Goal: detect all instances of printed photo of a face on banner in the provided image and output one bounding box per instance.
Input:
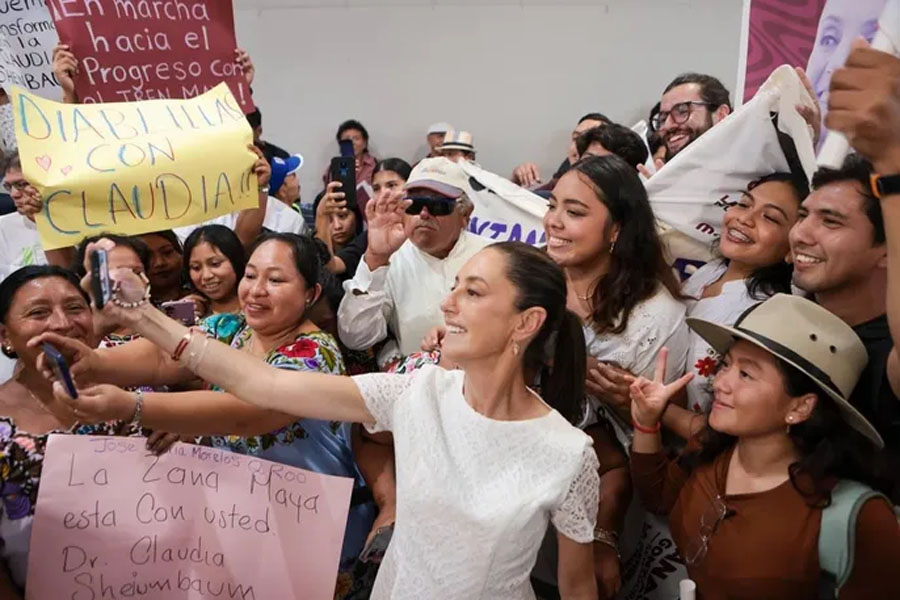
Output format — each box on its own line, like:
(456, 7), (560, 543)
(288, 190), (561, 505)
(806, 0), (887, 135)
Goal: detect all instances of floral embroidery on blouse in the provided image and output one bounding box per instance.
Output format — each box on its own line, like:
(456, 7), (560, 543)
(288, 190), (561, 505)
(0, 418), (140, 521)
(200, 313), (346, 454)
(389, 351), (441, 374)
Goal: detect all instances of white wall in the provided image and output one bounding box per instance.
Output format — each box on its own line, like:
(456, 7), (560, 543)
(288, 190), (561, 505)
(233, 0), (744, 198)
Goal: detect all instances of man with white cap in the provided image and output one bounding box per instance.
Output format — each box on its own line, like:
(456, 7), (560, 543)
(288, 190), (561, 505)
(337, 157), (491, 368)
(425, 122), (453, 159)
(437, 130), (477, 163)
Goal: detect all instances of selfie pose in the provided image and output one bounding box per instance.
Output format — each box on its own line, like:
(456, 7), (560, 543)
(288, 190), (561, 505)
(47, 237), (602, 600)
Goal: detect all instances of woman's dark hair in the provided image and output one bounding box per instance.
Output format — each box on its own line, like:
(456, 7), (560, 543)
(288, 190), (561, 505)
(248, 233), (321, 293)
(336, 119), (369, 144)
(726, 172), (809, 300)
(570, 155), (681, 335)
(373, 157), (412, 181)
(0, 266), (89, 358)
(71, 234), (151, 278)
(182, 225), (246, 296)
(492, 242), (586, 425)
(142, 229), (183, 255)
(683, 356), (898, 504)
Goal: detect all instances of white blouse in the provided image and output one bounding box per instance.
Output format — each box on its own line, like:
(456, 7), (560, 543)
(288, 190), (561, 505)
(681, 261), (766, 413)
(353, 366), (599, 600)
(581, 282), (689, 434)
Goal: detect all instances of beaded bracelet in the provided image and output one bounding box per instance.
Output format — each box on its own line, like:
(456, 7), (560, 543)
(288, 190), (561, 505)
(111, 273), (152, 309)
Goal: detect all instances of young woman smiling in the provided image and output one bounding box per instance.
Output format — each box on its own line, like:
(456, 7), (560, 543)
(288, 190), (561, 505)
(50, 239), (602, 600)
(182, 225), (246, 318)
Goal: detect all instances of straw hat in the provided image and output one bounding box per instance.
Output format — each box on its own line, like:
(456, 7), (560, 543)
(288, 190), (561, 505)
(687, 294), (883, 447)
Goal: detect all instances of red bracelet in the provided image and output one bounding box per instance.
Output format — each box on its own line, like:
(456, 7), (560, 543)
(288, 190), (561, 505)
(631, 417), (661, 434)
(171, 331), (193, 361)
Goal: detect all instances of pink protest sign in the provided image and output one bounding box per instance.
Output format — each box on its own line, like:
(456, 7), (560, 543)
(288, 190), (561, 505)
(25, 435), (353, 600)
(46, 0), (254, 112)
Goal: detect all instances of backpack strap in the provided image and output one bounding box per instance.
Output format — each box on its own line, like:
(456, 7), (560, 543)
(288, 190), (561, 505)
(817, 480), (890, 599)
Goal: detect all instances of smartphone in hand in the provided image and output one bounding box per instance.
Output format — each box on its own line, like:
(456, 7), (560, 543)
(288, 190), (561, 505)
(90, 249), (111, 309)
(43, 343), (78, 399)
(161, 299), (196, 326)
(330, 156), (357, 207)
(360, 524), (394, 563)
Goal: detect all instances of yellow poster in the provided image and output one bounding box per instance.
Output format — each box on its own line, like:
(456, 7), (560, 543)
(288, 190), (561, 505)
(11, 83), (257, 250)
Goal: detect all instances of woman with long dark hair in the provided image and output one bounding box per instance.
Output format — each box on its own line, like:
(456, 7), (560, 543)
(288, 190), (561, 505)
(630, 294), (899, 598)
(671, 172), (808, 436)
(182, 225), (246, 318)
(542, 154), (689, 598)
(48, 238), (601, 600)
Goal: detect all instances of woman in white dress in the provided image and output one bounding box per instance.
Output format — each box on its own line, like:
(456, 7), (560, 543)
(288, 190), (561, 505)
(47, 238), (602, 600)
(542, 154), (689, 599)
(667, 172), (807, 439)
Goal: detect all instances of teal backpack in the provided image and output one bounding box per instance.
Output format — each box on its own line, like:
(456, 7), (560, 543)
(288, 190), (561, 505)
(817, 480), (900, 598)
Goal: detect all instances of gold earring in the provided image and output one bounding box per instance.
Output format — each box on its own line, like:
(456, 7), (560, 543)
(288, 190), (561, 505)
(513, 342), (520, 356)
(610, 240), (616, 254)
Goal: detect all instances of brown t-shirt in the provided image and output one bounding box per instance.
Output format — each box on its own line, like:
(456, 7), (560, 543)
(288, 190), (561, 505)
(631, 447), (900, 599)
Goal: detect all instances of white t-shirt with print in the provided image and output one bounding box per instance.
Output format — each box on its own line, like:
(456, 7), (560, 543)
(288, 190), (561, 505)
(353, 366), (599, 600)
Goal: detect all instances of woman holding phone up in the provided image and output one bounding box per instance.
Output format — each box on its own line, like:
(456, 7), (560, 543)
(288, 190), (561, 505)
(42, 235), (602, 600)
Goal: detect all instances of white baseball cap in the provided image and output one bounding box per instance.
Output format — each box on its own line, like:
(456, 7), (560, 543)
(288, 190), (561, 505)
(405, 157), (470, 198)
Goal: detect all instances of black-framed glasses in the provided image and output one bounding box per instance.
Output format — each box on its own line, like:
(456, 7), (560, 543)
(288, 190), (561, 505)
(405, 196), (455, 216)
(651, 101), (715, 130)
(682, 494), (729, 566)
(2, 180), (28, 193)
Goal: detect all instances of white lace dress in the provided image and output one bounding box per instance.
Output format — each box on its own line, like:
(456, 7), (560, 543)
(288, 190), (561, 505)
(353, 365), (599, 600)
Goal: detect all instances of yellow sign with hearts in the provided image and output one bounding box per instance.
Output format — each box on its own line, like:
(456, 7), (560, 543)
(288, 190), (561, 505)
(11, 83), (257, 250)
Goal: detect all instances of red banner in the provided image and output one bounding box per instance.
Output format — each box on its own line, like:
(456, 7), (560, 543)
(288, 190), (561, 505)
(47, 0), (254, 113)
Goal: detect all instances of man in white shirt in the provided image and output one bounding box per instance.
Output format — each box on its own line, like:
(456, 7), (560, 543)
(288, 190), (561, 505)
(0, 153), (47, 382)
(0, 153), (46, 282)
(338, 157), (491, 368)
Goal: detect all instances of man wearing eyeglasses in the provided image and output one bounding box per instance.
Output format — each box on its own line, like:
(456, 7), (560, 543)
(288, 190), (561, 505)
(0, 152), (47, 283)
(337, 157), (491, 369)
(653, 73), (732, 162)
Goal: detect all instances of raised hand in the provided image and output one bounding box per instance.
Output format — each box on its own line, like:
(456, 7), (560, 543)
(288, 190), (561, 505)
(794, 67), (822, 146)
(511, 162), (542, 187)
(629, 347), (694, 430)
(364, 188), (411, 269)
(234, 48), (255, 86)
(52, 44), (78, 102)
(249, 144), (270, 188)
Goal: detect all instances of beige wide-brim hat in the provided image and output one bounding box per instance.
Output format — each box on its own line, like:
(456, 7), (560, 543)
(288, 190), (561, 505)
(687, 293), (884, 448)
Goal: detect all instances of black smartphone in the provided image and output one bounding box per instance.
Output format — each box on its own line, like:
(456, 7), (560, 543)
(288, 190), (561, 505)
(339, 139), (354, 158)
(161, 299), (196, 326)
(43, 343), (78, 399)
(360, 524), (394, 563)
(330, 156), (356, 207)
(90, 249), (111, 309)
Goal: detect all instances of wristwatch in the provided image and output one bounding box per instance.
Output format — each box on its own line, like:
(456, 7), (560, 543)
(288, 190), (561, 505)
(869, 173), (900, 199)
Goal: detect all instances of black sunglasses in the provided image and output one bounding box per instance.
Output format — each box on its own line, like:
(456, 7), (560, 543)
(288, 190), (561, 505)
(405, 196), (456, 216)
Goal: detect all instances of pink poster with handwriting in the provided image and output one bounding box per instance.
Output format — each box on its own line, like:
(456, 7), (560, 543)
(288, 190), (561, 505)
(25, 435), (353, 600)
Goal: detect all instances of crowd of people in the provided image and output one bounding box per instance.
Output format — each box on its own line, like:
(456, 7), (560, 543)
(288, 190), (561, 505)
(0, 29), (896, 600)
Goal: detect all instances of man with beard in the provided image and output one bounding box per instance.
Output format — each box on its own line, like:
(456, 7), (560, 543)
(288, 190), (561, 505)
(652, 73), (732, 163)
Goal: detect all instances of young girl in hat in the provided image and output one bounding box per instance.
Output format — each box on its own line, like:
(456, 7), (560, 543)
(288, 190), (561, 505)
(629, 294), (900, 599)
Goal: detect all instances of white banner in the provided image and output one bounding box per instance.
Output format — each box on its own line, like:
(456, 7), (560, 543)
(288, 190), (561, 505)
(0, 0), (60, 99)
(646, 65), (817, 247)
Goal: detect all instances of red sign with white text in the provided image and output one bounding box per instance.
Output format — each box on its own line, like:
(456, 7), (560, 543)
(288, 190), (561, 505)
(47, 0), (254, 112)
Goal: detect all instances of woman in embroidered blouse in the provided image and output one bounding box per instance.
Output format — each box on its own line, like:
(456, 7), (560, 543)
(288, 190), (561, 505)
(51, 239), (601, 600)
(38, 233), (382, 599)
(0, 266), (145, 597)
